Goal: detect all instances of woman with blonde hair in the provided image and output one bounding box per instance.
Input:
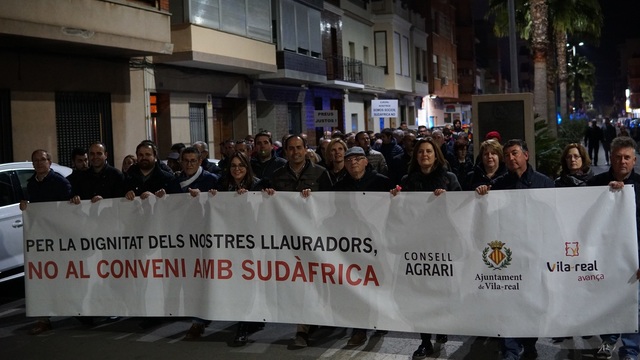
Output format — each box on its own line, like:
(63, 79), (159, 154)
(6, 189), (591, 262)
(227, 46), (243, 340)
(464, 138), (507, 190)
(324, 138), (348, 184)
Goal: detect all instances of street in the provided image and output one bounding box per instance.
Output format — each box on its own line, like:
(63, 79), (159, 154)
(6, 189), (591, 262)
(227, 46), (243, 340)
(0, 145), (637, 360)
(0, 277), (619, 360)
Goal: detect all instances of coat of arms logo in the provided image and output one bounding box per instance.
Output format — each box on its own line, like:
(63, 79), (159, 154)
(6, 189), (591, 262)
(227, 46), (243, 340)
(482, 240), (512, 270)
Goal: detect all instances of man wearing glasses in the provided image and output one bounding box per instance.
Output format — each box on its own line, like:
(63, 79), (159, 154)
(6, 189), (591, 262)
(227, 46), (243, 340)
(334, 147), (393, 192)
(164, 147), (219, 196)
(332, 146), (394, 347)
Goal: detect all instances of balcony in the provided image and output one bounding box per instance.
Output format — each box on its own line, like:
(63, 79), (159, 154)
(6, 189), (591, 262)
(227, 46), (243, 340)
(0, 0), (173, 57)
(362, 63), (387, 93)
(258, 50), (327, 85)
(154, 25), (277, 75)
(324, 55), (365, 90)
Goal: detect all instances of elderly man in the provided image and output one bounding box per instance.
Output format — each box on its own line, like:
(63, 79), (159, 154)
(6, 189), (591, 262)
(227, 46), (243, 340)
(71, 142), (125, 203)
(20, 149), (72, 209)
(588, 136), (640, 360)
(193, 140), (222, 176)
(332, 146), (393, 347)
(20, 149), (73, 335)
(334, 146), (392, 192)
(476, 139), (553, 360)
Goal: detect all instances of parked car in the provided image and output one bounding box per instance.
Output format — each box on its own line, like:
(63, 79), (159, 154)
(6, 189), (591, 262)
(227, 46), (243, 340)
(0, 162), (72, 282)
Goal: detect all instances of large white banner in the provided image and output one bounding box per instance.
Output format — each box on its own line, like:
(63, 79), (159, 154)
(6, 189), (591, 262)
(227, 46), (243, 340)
(23, 187), (638, 337)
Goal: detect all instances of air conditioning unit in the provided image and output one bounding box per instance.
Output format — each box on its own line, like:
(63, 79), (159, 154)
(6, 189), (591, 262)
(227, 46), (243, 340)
(442, 77), (448, 85)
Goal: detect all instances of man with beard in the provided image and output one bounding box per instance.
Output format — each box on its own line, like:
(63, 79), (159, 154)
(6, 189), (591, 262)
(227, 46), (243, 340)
(251, 132), (286, 181)
(124, 140), (174, 200)
(66, 147), (88, 190)
(355, 131), (388, 175)
(71, 142), (125, 203)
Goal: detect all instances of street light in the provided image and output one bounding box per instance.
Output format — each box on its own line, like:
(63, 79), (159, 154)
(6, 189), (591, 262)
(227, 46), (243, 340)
(567, 42), (584, 57)
(567, 42), (585, 116)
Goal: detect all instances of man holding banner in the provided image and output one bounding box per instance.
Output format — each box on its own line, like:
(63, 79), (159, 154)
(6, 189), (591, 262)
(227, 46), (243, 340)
(476, 139), (554, 360)
(588, 136), (640, 360)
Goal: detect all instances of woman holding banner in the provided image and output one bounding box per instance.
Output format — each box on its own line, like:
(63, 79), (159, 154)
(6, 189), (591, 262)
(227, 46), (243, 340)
(464, 138), (506, 190)
(210, 151), (268, 345)
(391, 137), (461, 359)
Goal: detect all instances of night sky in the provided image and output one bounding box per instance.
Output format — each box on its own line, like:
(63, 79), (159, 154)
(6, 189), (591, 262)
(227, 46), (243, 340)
(591, 0), (640, 110)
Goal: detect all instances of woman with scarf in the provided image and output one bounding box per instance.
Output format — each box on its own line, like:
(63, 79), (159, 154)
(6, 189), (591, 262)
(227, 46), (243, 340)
(554, 143), (593, 187)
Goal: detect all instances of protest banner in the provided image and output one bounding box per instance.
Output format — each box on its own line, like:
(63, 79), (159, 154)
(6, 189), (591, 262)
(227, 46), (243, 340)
(23, 187), (638, 337)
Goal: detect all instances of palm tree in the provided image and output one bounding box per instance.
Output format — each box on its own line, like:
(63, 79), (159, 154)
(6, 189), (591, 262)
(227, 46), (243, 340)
(487, 0), (602, 135)
(529, 0), (549, 131)
(567, 53), (596, 116)
(550, 0), (601, 120)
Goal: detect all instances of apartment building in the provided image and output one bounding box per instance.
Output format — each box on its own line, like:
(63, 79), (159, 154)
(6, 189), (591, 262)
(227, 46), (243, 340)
(0, 0), (172, 165)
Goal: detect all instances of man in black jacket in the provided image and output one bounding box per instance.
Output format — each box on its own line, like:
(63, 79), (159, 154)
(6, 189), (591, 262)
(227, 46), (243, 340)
(333, 146), (392, 347)
(585, 120), (604, 166)
(477, 139), (554, 192)
(588, 136), (640, 360)
(251, 132), (286, 182)
(124, 141), (174, 200)
(602, 118), (617, 166)
(475, 139), (553, 360)
(71, 142), (125, 203)
(334, 147), (392, 192)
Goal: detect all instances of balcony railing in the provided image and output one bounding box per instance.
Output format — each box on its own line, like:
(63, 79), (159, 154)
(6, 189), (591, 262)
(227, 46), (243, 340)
(325, 55), (363, 84)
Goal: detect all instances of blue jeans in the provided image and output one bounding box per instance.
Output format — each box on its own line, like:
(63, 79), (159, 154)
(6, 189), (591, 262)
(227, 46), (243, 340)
(600, 285), (640, 359)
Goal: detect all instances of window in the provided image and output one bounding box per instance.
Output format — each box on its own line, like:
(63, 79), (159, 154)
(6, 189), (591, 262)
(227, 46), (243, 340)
(185, 0), (272, 43)
(433, 54), (439, 79)
(189, 103), (207, 145)
(363, 46), (369, 64)
(0, 172), (14, 207)
(374, 31), (388, 73)
(401, 35), (410, 77)
(394, 32), (401, 75)
(279, 0), (321, 57)
(288, 103), (302, 135)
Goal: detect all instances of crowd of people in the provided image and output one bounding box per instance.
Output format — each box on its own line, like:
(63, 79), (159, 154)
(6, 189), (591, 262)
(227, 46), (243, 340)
(19, 116), (640, 360)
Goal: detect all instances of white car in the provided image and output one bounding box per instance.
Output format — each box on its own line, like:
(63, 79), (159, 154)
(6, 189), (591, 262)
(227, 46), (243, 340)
(0, 162), (72, 282)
